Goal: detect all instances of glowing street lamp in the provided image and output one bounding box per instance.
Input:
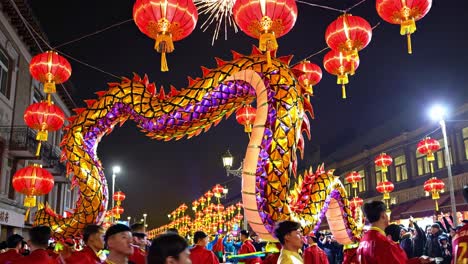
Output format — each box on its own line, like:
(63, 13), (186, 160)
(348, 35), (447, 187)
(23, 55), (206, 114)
(111, 165), (121, 222)
(221, 149), (242, 177)
(428, 104), (457, 226)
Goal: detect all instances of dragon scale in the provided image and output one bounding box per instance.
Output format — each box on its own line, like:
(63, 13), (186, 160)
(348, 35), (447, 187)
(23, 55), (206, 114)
(34, 49), (362, 243)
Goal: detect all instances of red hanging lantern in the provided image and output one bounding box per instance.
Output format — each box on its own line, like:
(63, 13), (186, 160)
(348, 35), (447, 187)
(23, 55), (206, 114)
(29, 51), (72, 95)
(323, 50), (360, 99)
(113, 191), (126, 206)
(179, 203), (188, 212)
(376, 181), (394, 200)
(195, 211), (204, 219)
(345, 171), (363, 189)
(192, 200), (199, 211)
(235, 213), (244, 221)
(424, 177), (444, 211)
(292, 61), (322, 96)
(212, 184), (225, 198)
(376, 0), (432, 54)
(349, 197), (364, 209)
(417, 137), (440, 162)
(204, 191), (214, 203)
(325, 14), (372, 61)
(198, 197), (207, 208)
(113, 206), (124, 219)
(203, 207), (212, 214)
(24, 101), (65, 156)
(133, 0), (198, 72)
(236, 105), (256, 133)
(232, 0), (298, 65)
(12, 164), (54, 207)
(214, 204), (225, 212)
(375, 153), (393, 173)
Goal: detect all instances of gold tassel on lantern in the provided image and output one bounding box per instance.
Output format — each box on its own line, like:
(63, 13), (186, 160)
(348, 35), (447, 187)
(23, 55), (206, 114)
(43, 81), (56, 94)
(400, 18), (416, 54)
(259, 16), (278, 67)
(155, 18), (174, 72)
(24, 195), (36, 207)
(337, 74), (349, 99)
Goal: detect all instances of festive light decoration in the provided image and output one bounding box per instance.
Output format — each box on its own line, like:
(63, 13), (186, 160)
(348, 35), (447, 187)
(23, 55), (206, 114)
(345, 171), (363, 189)
(192, 200), (199, 211)
(212, 184), (225, 198)
(376, 181), (394, 200)
(113, 191), (126, 206)
(194, 0), (238, 45)
(349, 197), (363, 209)
(133, 0), (198, 71)
(112, 206), (124, 219)
(204, 191), (214, 203)
(236, 105), (257, 133)
(292, 61), (322, 96)
(325, 14), (372, 62)
(29, 51), (72, 95)
(12, 164), (54, 207)
(232, 0), (298, 65)
(424, 177), (445, 211)
(24, 101), (65, 156)
(417, 137), (440, 162)
(376, 0), (432, 54)
(323, 50), (360, 99)
(374, 153), (393, 174)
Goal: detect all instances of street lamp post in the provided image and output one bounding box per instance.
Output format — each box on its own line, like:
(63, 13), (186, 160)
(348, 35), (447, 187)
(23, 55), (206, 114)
(221, 149), (248, 230)
(143, 213), (147, 231)
(111, 166), (121, 222)
(127, 216), (131, 225)
(429, 105), (458, 226)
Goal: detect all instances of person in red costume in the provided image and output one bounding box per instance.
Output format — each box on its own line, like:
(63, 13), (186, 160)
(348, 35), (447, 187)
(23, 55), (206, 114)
(190, 231), (219, 264)
(0, 234), (24, 263)
(303, 233), (328, 264)
(452, 185), (468, 264)
(357, 201), (431, 264)
(262, 242), (281, 264)
(129, 223), (148, 264)
(65, 224), (105, 263)
(12, 226), (58, 264)
(342, 244), (358, 264)
(238, 230), (261, 264)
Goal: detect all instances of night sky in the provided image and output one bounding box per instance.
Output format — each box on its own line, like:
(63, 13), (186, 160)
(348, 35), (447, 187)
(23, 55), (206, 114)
(28, 0), (468, 228)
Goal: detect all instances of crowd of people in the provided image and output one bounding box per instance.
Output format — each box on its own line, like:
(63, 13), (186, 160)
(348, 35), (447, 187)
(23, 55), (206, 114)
(0, 189), (468, 263)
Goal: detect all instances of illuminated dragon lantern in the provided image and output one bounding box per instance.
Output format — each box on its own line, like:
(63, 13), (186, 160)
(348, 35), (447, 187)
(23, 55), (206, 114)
(34, 0), (365, 244)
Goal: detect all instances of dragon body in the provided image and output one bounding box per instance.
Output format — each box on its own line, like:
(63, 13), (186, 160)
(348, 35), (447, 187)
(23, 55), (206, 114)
(34, 48), (362, 243)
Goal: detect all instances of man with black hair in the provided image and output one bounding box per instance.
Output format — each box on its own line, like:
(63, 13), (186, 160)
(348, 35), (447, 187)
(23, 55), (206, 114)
(189, 231), (218, 264)
(274, 220), (303, 264)
(129, 223), (148, 264)
(65, 224), (105, 263)
(147, 233), (191, 264)
(238, 230), (261, 264)
(13, 226), (56, 264)
(357, 201), (415, 264)
(104, 224), (134, 264)
(0, 234), (24, 263)
(423, 223), (444, 259)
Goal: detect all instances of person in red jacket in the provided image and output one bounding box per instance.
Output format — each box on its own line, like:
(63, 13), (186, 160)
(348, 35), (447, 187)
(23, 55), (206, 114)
(303, 233), (328, 264)
(65, 224), (105, 263)
(12, 226), (58, 264)
(0, 234), (24, 264)
(356, 201), (431, 264)
(262, 242), (281, 264)
(129, 223), (148, 264)
(190, 231), (219, 264)
(453, 185), (468, 264)
(238, 230), (261, 264)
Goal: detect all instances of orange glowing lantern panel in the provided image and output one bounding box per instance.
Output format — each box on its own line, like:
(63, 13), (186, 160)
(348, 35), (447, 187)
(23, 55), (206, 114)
(29, 51), (72, 94)
(417, 137), (440, 162)
(12, 164), (54, 207)
(374, 153), (393, 173)
(236, 105), (257, 133)
(376, 0), (432, 54)
(133, 0), (198, 72)
(292, 61), (322, 95)
(345, 171), (363, 189)
(323, 50), (360, 99)
(325, 14), (372, 60)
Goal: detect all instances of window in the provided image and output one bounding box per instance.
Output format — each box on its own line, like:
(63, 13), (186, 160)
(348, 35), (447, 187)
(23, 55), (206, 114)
(344, 182), (351, 197)
(463, 127), (468, 160)
(416, 150), (430, 176)
(358, 169), (366, 192)
(0, 50), (10, 99)
(375, 165), (383, 183)
(416, 138), (452, 175)
(435, 138), (452, 169)
(394, 155), (408, 181)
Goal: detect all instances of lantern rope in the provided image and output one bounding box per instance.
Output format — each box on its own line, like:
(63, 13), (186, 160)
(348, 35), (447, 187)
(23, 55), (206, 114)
(52, 19), (134, 49)
(344, 0), (369, 13)
(295, 1), (345, 13)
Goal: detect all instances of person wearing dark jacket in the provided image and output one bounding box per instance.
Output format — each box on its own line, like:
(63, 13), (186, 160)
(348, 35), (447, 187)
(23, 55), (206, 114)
(438, 234), (452, 264)
(400, 230), (413, 258)
(410, 219), (426, 258)
(423, 223), (444, 259)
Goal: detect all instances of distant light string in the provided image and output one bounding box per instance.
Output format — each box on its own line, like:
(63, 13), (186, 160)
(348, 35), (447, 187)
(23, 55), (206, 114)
(8, 0), (121, 81)
(52, 18), (134, 49)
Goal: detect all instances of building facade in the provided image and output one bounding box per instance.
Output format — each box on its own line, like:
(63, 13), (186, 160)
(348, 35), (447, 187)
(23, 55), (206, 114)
(326, 104), (468, 223)
(0, 0), (78, 240)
